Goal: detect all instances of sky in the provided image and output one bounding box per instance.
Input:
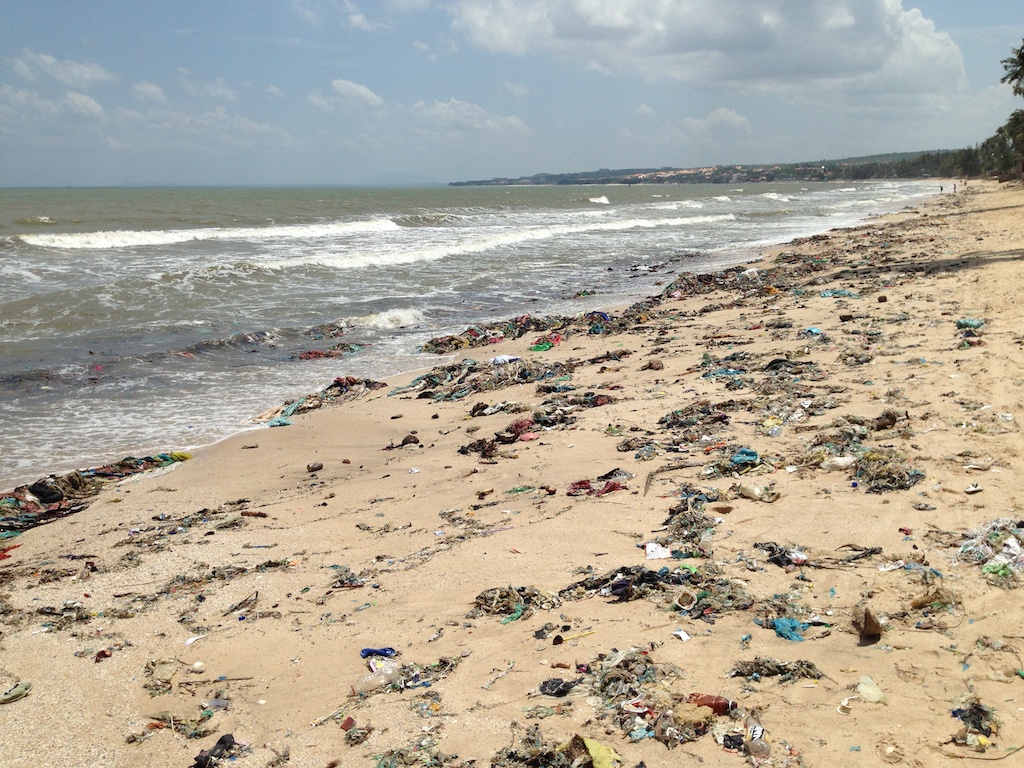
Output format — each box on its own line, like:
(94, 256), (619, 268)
(1, 1), (1022, 187)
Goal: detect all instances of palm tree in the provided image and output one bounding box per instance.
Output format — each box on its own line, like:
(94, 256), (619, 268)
(1002, 41), (1024, 97)
(1005, 109), (1024, 178)
(1005, 110), (1024, 152)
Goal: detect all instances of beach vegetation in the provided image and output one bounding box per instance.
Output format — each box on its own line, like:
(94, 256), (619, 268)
(1002, 40), (1024, 98)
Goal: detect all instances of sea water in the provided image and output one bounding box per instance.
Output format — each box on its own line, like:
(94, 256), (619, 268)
(0, 181), (931, 487)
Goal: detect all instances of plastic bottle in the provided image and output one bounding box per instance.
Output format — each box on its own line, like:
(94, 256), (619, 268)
(351, 667), (401, 695)
(351, 658), (402, 695)
(687, 692), (736, 715)
(745, 713), (771, 759)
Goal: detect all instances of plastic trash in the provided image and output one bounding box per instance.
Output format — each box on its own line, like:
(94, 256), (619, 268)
(539, 677), (578, 697)
(735, 482), (779, 503)
(359, 647), (397, 658)
(351, 668), (401, 694)
(687, 693), (737, 715)
(856, 675), (889, 704)
(772, 617), (807, 641)
(645, 542), (673, 560)
(351, 658), (402, 694)
(192, 734), (237, 768)
(955, 318), (986, 329)
(0, 680), (30, 704)
(745, 713), (771, 758)
(730, 447), (760, 466)
(819, 455), (856, 472)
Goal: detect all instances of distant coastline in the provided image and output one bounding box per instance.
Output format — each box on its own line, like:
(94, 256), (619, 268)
(449, 150), (969, 186)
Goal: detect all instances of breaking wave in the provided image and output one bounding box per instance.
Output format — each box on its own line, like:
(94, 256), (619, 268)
(18, 218), (400, 250)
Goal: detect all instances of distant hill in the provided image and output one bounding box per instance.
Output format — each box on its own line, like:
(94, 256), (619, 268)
(450, 150), (971, 186)
(819, 151), (959, 165)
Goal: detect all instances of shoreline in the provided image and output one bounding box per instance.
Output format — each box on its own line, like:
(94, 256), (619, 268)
(2, 182), (935, 494)
(2, 180), (1022, 767)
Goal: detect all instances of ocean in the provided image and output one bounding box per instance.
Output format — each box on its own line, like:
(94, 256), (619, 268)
(0, 180), (933, 488)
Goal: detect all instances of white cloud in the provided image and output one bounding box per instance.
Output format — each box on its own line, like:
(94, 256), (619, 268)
(64, 91), (106, 119)
(503, 80), (530, 98)
(414, 41), (438, 62)
(636, 103), (655, 116)
(293, 0), (325, 25)
(177, 70), (237, 101)
(411, 97), (529, 133)
(112, 102), (292, 151)
(295, 0), (402, 29)
(308, 91), (333, 111)
(344, 0), (387, 30)
(308, 78), (385, 113)
(387, 0), (432, 10)
(13, 49), (117, 87)
(0, 84), (59, 112)
(331, 78), (385, 106)
(0, 84), (62, 128)
(132, 81), (167, 103)
(11, 57), (33, 81)
(681, 107), (750, 135)
(450, 0), (966, 97)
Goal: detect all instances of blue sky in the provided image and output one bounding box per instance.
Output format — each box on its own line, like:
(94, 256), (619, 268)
(1, 1), (1021, 186)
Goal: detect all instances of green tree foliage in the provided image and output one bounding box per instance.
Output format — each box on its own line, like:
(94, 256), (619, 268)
(1005, 110), (1024, 151)
(1002, 41), (1024, 98)
(979, 131), (1014, 174)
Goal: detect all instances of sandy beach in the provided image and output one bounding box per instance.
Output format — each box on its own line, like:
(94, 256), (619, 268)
(2, 180), (1024, 768)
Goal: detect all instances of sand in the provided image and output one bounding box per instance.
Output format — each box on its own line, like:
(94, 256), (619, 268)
(1, 180), (1023, 768)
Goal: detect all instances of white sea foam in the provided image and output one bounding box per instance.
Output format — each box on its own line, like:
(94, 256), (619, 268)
(589, 196), (611, 205)
(0, 266), (43, 282)
(348, 308), (427, 329)
(713, 196), (732, 202)
(265, 214), (738, 271)
(651, 200), (703, 211)
(18, 218), (401, 250)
